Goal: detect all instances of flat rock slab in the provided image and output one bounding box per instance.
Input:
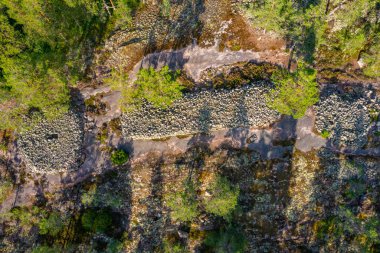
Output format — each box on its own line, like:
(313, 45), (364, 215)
(130, 44), (288, 82)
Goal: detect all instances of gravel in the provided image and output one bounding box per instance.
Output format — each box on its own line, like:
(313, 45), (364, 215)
(314, 91), (373, 149)
(19, 112), (84, 173)
(121, 82), (281, 139)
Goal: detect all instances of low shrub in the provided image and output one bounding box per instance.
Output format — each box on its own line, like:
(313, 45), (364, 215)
(38, 212), (64, 237)
(203, 176), (239, 220)
(81, 209), (113, 233)
(203, 225), (247, 253)
(166, 181), (199, 222)
(320, 129), (330, 139)
(0, 180), (13, 204)
(111, 149), (129, 166)
(267, 63), (319, 119)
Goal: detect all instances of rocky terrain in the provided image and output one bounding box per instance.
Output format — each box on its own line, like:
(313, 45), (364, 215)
(18, 112), (84, 173)
(0, 0), (379, 253)
(121, 82), (280, 139)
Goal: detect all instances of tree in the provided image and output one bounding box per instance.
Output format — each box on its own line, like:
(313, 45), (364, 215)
(203, 225), (247, 253)
(243, 0), (327, 65)
(113, 0), (142, 29)
(203, 176), (239, 220)
(81, 209), (113, 233)
(32, 245), (61, 253)
(107, 66), (184, 111)
(38, 212), (64, 237)
(166, 181), (199, 222)
(242, 0), (380, 77)
(110, 149), (129, 166)
(0, 0), (142, 131)
(361, 37), (380, 78)
(266, 63), (319, 119)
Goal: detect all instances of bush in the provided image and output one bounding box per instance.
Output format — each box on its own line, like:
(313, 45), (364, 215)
(32, 245), (60, 253)
(203, 225), (247, 253)
(320, 129), (330, 139)
(81, 184), (124, 210)
(162, 237), (190, 253)
(203, 176), (239, 219)
(267, 63), (319, 119)
(0, 180), (13, 204)
(313, 208), (380, 252)
(107, 66), (184, 112)
(81, 209), (113, 233)
(166, 181), (199, 222)
(111, 149), (129, 166)
(38, 212), (64, 237)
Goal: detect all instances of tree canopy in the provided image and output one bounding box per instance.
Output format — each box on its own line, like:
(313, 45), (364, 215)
(0, 0), (141, 130)
(108, 66), (184, 111)
(243, 0), (380, 76)
(267, 63), (319, 119)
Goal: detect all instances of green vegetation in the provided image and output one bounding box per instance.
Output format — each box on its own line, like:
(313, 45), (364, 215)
(203, 225), (247, 253)
(2, 206), (45, 228)
(267, 63), (319, 119)
(107, 66), (184, 111)
(81, 209), (113, 233)
(0, 180), (13, 204)
(166, 181), (199, 222)
(112, 0), (142, 30)
(161, 0), (171, 17)
(320, 129), (330, 139)
(32, 245), (61, 253)
(38, 212), (64, 237)
(105, 238), (124, 253)
(0, 0), (141, 131)
(243, 0), (380, 77)
(314, 207), (379, 252)
(203, 176), (239, 220)
(313, 161), (380, 252)
(110, 149), (129, 166)
(162, 237), (190, 253)
(81, 184), (124, 209)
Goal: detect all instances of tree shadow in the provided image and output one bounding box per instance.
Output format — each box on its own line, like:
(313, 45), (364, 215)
(136, 156), (166, 252)
(143, 0), (205, 55)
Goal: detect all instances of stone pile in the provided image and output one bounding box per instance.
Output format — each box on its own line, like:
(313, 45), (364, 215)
(121, 83), (281, 139)
(314, 91), (374, 149)
(19, 112), (84, 172)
